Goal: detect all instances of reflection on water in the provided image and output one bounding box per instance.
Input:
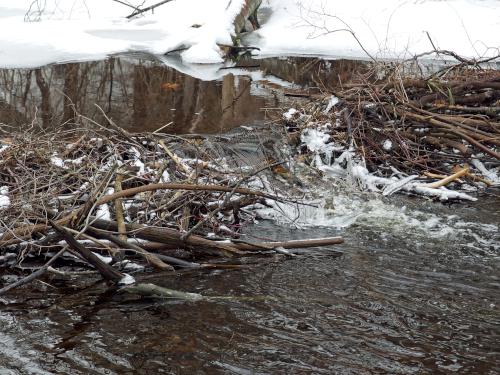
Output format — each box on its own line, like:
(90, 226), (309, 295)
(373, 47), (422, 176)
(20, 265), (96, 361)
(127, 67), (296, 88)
(0, 55), (364, 133)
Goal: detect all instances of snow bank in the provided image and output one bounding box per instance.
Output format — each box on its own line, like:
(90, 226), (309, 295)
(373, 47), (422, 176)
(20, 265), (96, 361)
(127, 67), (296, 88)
(255, 0), (500, 61)
(0, 0), (245, 67)
(0, 0), (498, 67)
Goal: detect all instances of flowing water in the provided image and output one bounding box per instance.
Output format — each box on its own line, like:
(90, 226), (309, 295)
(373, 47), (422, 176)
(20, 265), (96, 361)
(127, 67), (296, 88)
(0, 56), (499, 374)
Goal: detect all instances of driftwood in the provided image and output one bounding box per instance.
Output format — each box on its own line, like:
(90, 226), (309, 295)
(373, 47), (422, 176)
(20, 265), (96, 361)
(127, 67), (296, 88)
(0, 120), (345, 295)
(422, 167), (470, 188)
(122, 283), (203, 301)
(233, 237), (345, 251)
(87, 228), (174, 271)
(287, 64), (500, 200)
(50, 221), (124, 283)
(90, 218), (244, 257)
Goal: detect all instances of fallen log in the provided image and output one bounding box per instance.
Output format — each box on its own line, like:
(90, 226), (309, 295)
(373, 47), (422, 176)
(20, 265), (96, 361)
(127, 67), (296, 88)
(121, 283), (203, 301)
(87, 228), (174, 271)
(90, 218), (244, 257)
(233, 237), (345, 251)
(50, 221), (124, 283)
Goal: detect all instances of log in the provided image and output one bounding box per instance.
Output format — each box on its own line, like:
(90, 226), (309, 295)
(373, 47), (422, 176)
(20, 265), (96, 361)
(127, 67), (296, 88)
(233, 0), (262, 35)
(90, 218), (244, 257)
(421, 167), (470, 188)
(233, 237), (345, 251)
(87, 228), (174, 271)
(50, 221), (124, 283)
(122, 283), (203, 301)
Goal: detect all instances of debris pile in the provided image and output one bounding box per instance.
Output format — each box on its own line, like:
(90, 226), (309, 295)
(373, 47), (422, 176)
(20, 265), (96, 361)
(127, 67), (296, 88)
(0, 122), (342, 295)
(285, 65), (500, 201)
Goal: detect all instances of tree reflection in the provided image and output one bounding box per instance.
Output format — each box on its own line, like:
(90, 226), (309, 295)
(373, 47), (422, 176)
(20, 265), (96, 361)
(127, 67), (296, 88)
(0, 56), (365, 133)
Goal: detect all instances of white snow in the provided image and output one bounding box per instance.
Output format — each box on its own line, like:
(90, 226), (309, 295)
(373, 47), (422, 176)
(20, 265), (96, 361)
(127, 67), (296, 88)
(115, 260), (145, 272)
(0, 186), (10, 209)
(96, 187), (114, 220)
(382, 139), (393, 151)
(160, 170), (170, 183)
(91, 252), (113, 264)
(118, 273), (136, 285)
(50, 154), (66, 168)
(470, 158), (500, 185)
(301, 128), (331, 153)
(0, 0), (246, 67)
(0, 0), (498, 67)
(283, 108), (298, 121)
(324, 96), (339, 114)
(255, 0), (500, 61)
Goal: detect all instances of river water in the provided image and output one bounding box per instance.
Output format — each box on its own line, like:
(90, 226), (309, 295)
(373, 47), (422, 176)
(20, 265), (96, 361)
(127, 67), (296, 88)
(0, 56), (499, 374)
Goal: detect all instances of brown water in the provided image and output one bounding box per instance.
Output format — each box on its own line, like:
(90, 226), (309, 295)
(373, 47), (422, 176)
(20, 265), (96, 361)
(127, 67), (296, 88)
(0, 56), (499, 374)
(0, 54), (362, 133)
(1, 192), (499, 374)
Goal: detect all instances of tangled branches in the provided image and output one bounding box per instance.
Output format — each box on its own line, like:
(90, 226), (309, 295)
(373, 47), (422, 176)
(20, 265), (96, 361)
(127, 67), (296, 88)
(0, 122), (343, 295)
(284, 63), (499, 200)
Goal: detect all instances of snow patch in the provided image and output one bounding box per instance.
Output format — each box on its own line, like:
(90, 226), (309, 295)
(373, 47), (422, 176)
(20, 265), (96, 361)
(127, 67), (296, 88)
(382, 139), (393, 151)
(0, 186), (10, 209)
(324, 96), (339, 114)
(119, 273), (136, 285)
(92, 252), (113, 264)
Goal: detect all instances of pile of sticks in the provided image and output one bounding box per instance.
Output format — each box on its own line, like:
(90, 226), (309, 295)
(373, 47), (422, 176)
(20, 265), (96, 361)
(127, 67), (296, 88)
(0, 122), (343, 295)
(288, 64), (499, 190)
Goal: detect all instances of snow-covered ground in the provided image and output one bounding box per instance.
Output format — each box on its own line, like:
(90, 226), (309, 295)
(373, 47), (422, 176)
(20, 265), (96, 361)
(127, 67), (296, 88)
(0, 0), (498, 68)
(255, 0), (500, 61)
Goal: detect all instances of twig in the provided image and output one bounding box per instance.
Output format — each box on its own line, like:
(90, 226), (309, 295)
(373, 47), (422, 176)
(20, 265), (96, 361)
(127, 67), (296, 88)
(126, 0), (174, 19)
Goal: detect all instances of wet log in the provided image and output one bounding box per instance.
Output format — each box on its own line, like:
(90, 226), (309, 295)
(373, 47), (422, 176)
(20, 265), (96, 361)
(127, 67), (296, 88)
(122, 283), (203, 301)
(233, 237), (345, 251)
(90, 218), (244, 257)
(86, 228), (174, 271)
(50, 221), (124, 283)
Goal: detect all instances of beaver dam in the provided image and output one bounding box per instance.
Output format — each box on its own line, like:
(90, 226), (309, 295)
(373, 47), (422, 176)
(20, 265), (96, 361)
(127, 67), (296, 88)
(0, 55), (499, 373)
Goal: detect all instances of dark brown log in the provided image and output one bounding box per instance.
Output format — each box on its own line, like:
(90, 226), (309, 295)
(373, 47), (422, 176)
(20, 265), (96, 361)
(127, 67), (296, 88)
(50, 221), (124, 283)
